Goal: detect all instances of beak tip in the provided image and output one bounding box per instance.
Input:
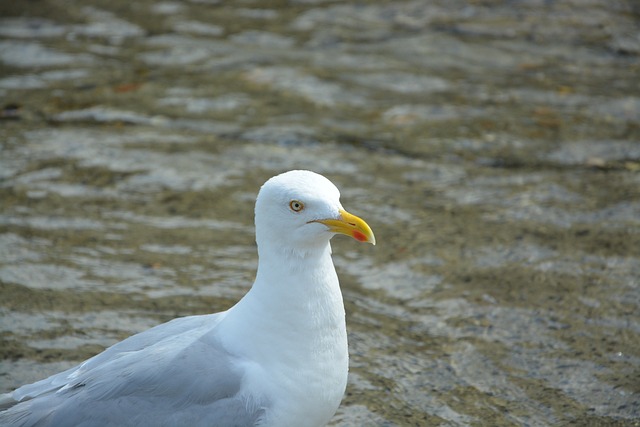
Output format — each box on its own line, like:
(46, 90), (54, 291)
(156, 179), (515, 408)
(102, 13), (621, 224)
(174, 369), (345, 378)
(353, 230), (375, 245)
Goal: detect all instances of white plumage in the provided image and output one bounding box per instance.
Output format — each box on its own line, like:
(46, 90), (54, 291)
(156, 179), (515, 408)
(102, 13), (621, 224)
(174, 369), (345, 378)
(0, 170), (375, 427)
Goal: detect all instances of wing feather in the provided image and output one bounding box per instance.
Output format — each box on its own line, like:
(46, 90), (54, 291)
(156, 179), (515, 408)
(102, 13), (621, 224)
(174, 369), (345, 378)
(0, 312), (267, 427)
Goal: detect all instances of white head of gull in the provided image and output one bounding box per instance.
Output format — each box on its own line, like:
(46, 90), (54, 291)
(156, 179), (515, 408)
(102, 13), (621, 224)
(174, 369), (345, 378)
(0, 170), (376, 427)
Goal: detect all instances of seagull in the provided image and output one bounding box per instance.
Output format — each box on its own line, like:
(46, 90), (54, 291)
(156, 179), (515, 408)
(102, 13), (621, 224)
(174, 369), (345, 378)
(0, 170), (375, 427)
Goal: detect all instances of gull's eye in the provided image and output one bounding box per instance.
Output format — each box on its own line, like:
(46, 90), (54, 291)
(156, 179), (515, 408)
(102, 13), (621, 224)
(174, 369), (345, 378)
(289, 200), (304, 212)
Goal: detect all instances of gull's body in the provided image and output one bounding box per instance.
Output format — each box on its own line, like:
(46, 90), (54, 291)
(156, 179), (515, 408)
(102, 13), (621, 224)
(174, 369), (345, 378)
(0, 170), (375, 427)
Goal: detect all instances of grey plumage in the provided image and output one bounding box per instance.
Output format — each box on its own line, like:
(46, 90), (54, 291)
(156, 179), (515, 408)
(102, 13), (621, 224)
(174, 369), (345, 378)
(0, 314), (266, 427)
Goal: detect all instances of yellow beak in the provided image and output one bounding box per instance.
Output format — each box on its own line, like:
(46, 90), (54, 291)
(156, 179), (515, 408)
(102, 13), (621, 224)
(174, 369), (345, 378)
(312, 209), (376, 245)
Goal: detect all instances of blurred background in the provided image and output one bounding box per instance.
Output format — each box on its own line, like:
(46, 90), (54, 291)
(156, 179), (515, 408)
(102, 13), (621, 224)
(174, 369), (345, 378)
(1, 1), (639, 425)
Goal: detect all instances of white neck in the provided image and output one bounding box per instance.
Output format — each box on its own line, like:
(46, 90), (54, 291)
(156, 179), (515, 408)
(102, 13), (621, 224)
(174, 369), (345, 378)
(216, 240), (349, 426)
(219, 240), (347, 365)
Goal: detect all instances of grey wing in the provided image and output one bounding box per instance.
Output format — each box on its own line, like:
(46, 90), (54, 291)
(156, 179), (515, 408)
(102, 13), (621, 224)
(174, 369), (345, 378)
(4, 314), (217, 405)
(3, 398), (262, 427)
(0, 314), (267, 427)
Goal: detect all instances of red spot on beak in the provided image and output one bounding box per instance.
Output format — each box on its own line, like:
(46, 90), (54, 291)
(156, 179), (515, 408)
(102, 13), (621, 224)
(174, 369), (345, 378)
(353, 230), (367, 242)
